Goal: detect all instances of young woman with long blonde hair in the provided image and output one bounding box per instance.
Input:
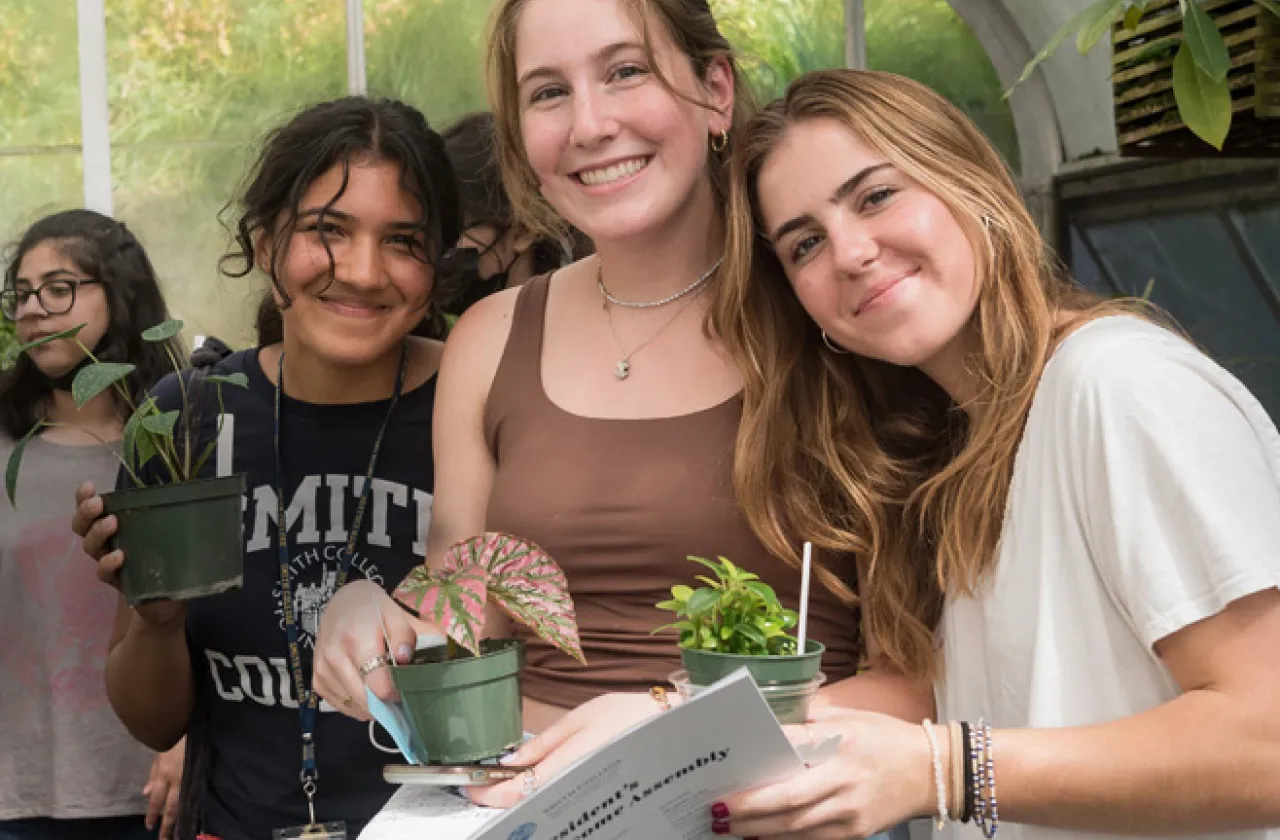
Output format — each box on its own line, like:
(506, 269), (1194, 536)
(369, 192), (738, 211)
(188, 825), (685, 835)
(707, 68), (1280, 840)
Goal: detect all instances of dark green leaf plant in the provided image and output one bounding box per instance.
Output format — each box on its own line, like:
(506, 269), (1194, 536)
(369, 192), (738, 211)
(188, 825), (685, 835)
(655, 556), (800, 656)
(5, 319), (246, 505)
(1012, 0), (1280, 151)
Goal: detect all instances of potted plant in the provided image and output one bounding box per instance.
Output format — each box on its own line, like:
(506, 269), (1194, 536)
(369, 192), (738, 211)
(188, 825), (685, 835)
(1014, 0), (1279, 154)
(656, 556), (825, 724)
(392, 532), (584, 764)
(5, 320), (247, 604)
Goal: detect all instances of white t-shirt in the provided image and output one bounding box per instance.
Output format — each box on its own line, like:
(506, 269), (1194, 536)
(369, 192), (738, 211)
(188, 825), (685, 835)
(936, 316), (1280, 840)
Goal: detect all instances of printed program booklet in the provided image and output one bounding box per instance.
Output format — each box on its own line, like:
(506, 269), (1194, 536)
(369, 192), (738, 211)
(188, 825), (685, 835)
(359, 668), (806, 840)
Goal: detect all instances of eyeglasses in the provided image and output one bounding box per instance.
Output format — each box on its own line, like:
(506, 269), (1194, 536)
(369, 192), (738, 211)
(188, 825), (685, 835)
(1, 278), (104, 321)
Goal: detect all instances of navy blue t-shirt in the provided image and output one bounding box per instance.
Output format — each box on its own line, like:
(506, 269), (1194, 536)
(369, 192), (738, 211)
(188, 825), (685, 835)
(122, 348), (435, 840)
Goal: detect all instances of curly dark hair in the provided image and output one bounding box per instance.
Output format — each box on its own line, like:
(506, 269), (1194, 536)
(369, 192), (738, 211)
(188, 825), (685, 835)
(220, 96), (462, 344)
(0, 209), (183, 440)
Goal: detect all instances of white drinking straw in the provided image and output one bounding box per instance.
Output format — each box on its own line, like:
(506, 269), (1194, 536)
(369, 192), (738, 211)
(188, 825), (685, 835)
(797, 541), (813, 654)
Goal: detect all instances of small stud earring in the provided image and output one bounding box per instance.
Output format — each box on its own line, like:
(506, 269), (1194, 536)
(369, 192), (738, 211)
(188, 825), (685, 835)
(821, 331), (851, 354)
(710, 129), (729, 153)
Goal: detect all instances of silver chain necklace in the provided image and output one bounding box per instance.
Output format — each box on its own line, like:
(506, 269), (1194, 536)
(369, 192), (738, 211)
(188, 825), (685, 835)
(596, 254), (724, 309)
(603, 286), (705, 381)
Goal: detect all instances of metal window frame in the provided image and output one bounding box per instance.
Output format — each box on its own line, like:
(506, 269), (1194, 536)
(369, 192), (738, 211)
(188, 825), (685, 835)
(70, 0), (867, 212)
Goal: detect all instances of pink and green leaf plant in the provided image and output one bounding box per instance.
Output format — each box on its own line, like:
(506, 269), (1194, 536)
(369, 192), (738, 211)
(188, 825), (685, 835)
(393, 532), (586, 665)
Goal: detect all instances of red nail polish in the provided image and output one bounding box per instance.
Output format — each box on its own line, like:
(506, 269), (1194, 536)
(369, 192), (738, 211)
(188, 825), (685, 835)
(711, 802), (730, 820)
(711, 821), (731, 836)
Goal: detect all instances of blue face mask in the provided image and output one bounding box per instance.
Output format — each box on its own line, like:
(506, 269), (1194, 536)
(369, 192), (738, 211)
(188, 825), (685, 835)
(366, 687), (429, 765)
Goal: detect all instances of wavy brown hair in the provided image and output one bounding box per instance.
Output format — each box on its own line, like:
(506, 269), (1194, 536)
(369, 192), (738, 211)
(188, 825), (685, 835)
(715, 69), (1148, 681)
(484, 0), (756, 246)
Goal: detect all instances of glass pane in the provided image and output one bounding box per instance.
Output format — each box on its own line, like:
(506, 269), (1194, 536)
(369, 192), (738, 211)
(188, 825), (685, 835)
(1232, 203), (1280, 302)
(0, 154), (84, 245)
(1081, 212), (1280, 421)
(866, 0), (1020, 171)
(714, 0), (846, 101)
(0, 0), (81, 148)
(105, 0), (346, 350)
(1068, 226), (1109, 295)
(366, 0), (494, 125)
(112, 145), (262, 349)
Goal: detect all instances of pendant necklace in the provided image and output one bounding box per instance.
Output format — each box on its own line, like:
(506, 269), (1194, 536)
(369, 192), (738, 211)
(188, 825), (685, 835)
(597, 256), (722, 381)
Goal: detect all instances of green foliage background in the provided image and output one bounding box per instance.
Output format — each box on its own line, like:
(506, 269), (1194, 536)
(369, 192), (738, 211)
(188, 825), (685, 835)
(0, 0), (1015, 356)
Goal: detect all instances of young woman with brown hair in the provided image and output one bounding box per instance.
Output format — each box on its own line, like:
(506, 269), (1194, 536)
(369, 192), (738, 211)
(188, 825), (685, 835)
(315, 0), (930, 811)
(708, 69), (1280, 840)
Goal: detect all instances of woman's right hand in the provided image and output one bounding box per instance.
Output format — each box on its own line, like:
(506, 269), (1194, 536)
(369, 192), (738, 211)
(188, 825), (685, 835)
(72, 481), (185, 629)
(314, 579), (420, 721)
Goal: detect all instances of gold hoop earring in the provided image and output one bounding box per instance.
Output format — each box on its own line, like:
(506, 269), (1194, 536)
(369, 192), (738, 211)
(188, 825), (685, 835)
(710, 129), (729, 153)
(821, 331), (851, 354)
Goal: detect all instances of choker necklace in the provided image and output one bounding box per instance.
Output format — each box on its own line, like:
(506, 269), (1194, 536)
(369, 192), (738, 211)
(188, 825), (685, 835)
(596, 255), (723, 309)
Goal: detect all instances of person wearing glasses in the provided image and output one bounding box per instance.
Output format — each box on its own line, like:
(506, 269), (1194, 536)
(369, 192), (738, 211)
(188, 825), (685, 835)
(0, 209), (185, 840)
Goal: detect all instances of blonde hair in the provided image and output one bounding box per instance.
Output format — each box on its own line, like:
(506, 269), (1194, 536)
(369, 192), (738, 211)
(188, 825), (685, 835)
(715, 69), (1148, 681)
(484, 0), (756, 247)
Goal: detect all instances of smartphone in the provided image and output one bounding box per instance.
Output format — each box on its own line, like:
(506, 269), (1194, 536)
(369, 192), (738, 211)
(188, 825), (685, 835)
(383, 764), (529, 787)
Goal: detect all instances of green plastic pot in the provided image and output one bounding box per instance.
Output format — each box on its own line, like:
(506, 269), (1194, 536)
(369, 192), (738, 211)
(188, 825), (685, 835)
(392, 638), (524, 764)
(103, 474), (246, 606)
(680, 640), (825, 724)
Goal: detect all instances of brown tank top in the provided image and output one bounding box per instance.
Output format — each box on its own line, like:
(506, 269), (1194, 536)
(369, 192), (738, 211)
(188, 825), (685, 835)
(484, 274), (861, 708)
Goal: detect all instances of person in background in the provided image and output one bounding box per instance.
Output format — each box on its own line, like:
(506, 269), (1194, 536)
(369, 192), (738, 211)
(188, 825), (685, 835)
(710, 68), (1280, 840)
(70, 97), (460, 840)
(0, 209), (183, 840)
(436, 111), (589, 317)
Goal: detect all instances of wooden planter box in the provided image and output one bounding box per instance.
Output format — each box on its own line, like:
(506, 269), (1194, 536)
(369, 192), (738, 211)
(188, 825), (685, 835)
(1112, 0), (1280, 156)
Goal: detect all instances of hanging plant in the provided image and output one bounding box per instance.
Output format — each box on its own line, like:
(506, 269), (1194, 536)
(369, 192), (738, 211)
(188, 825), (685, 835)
(1015, 0), (1280, 150)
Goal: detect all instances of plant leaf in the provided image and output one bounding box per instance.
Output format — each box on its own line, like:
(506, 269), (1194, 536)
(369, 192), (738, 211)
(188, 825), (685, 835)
(141, 319), (184, 342)
(1123, 2), (1147, 31)
(1181, 0), (1231, 82)
(745, 580), (781, 607)
(393, 562), (489, 656)
(1012, 0), (1125, 91)
(685, 587), (720, 618)
(16, 324), (84, 353)
(5, 421), (45, 505)
(670, 584), (693, 602)
(1077, 0), (1126, 55)
(1172, 41), (1232, 149)
(140, 410), (180, 439)
(479, 533), (585, 664)
(72, 362), (136, 407)
(207, 373), (249, 388)
(122, 402), (161, 473)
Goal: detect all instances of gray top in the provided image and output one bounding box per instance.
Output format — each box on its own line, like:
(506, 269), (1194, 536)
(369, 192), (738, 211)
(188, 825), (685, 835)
(0, 433), (152, 819)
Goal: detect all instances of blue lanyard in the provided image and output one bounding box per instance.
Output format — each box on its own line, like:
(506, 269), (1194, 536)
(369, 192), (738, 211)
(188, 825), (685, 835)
(273, 344), (407, 793)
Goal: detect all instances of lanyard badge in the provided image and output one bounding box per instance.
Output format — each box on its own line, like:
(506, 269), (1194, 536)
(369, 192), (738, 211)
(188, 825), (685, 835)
(273, 344), (408, 838)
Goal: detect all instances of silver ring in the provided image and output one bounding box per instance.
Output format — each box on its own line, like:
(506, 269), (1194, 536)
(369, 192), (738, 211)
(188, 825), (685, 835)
(357, 652), (393, 677)
(521, 767), (538, 797)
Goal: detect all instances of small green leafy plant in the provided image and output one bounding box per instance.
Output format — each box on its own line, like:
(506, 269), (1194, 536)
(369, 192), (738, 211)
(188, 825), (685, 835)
(5, 319), (247, 505)
(656, 556), (799, 656)
(1014, 0), (1280, 150)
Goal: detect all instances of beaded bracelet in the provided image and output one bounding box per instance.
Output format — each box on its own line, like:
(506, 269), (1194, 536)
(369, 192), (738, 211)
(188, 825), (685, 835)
(921, 719), (949, 830)
(980, 720), (999, 839)
(960, 721), (975, 823)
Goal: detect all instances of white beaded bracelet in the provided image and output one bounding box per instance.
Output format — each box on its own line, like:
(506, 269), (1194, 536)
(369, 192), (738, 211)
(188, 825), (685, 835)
(922, 718), (950, 830)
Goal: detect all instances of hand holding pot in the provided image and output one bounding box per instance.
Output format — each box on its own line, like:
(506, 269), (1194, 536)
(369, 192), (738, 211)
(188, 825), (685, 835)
(714, 705), (935, 839)
(72, 481), (184, 628)
(314, 579), (418, 721)
(467, 691), (673, 809)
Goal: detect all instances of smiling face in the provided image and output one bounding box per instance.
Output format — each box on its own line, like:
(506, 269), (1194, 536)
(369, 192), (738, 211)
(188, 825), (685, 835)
(272, 157), (435, 367)
(11, 240), (111, 378)
(756, 117), (980, 374)
(512, 0), (732, 245)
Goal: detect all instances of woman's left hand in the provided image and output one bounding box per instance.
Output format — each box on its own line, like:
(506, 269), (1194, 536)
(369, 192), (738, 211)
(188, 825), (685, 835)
(466, 692), (669, 809)
(716, 707), (935, 839)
